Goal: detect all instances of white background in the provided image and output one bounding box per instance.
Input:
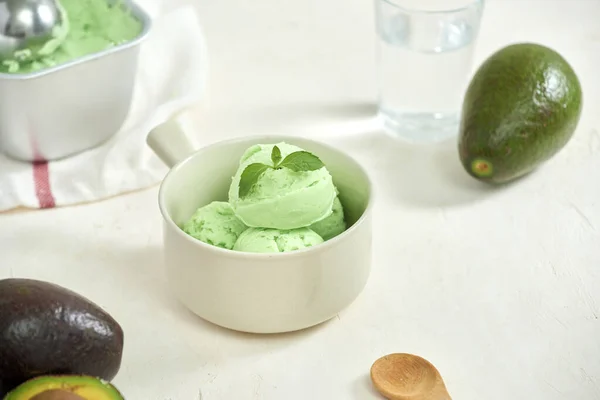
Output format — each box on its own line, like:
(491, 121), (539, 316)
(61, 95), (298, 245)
(1, 0), (600, 399)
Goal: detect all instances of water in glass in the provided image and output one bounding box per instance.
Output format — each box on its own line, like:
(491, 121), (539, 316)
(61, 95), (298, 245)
(376, 0), (483, 142)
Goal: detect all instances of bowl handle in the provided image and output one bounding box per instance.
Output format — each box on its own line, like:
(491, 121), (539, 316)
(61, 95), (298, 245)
(146, 118), (196, 168)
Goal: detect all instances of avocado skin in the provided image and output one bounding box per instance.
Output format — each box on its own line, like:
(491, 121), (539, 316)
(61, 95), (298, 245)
(0, 279), (124, 396)
(459, 43), (583, 183)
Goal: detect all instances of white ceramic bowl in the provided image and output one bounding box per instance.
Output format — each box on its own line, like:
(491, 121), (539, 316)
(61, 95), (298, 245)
(147, 120), (373, 334)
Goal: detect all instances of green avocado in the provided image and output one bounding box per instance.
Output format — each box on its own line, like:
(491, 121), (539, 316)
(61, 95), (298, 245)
(458, 42), (583, 183)
(0, 279), (124, 396)
(3, 375), (124, 400)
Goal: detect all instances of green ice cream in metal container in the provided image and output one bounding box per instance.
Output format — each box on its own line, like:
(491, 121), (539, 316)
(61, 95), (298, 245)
(228, 142), (337, 230)
(0, 0), (151, 161)
(0, 0), (143, 73)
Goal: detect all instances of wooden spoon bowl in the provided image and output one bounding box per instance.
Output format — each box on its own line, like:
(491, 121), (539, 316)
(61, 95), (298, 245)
(370, 353), (451, 400)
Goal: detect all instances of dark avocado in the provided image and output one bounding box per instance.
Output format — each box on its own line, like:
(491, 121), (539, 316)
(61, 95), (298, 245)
(458, 42), (583, 183)
(4, 375), (124, 400)
(0, 279), (124, 396)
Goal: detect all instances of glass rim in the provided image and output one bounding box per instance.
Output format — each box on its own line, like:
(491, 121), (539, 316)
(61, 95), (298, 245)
(379, 0), (484, 14)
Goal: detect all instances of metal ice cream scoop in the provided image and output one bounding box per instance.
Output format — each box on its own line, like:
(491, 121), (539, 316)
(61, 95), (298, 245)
(0, 0), (63, 58)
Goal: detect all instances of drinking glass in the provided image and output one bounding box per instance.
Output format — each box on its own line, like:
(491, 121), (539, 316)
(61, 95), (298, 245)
(375, 0), (484, 142)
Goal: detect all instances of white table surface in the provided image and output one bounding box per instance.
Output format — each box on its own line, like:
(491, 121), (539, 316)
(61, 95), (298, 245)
(2, 0), (600, 399)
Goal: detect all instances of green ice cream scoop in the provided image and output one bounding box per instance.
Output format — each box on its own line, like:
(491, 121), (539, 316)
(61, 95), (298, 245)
(228, 142), (337, 230)
(309, 196), (346, 241)
(182, 201), (248, 250)
(233, 227), (324, 253)
(1, 0), (143, 73)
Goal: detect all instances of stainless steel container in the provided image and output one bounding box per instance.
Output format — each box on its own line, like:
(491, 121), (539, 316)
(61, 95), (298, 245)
(0, 0), (152, 162)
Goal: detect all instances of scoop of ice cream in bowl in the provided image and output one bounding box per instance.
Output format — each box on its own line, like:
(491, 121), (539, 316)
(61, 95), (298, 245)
(147, 119), (373, 334)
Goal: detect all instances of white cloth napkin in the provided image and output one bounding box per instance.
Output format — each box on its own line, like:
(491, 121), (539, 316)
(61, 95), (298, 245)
(0, 0), (208, 211)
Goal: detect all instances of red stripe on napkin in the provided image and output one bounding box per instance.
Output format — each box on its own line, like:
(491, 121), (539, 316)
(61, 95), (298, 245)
(32, 161), (56, 209)
(27, 117), (56, 209)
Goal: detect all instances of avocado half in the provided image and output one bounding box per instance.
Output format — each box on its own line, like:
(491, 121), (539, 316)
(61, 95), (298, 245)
(3, 375), (124, 400)
(458, 42), (583, 183)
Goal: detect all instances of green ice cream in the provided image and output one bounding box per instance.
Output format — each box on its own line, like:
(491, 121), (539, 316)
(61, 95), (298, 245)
(228, 142), (337, 230)
(0, 0), (143, 74)
(309, 196), (346, 241)
(233, 227), (324, 253)
(182, 201), (248, 250)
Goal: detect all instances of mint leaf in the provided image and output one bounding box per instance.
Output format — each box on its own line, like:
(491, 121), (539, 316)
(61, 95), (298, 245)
(271, 145), (282, 167)
(278, 151), (325, 172)
(238, 163), (271, 198)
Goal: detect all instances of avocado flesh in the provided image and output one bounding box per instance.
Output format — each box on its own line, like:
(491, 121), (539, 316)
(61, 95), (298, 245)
(3, 375), (123, 400)
(459, 42), (583, 183)
(0, 279), (124, 396)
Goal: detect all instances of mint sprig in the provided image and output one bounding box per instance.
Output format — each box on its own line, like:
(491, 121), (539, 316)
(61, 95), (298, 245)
(277, 151), (324, 172)
(238, 163), (272, 198)
(271, 146), (282, 166)
(238, 145), (325, 198)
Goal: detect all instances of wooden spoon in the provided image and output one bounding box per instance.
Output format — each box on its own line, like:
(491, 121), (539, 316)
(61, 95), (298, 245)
(370, 353), (451, 400)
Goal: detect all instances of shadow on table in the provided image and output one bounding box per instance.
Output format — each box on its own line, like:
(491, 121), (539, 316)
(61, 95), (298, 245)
(245, 101), (378, 124)
(332, 130), (515, 208)
(114, 244), (339, 357)
(200, 101), (379, 137)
